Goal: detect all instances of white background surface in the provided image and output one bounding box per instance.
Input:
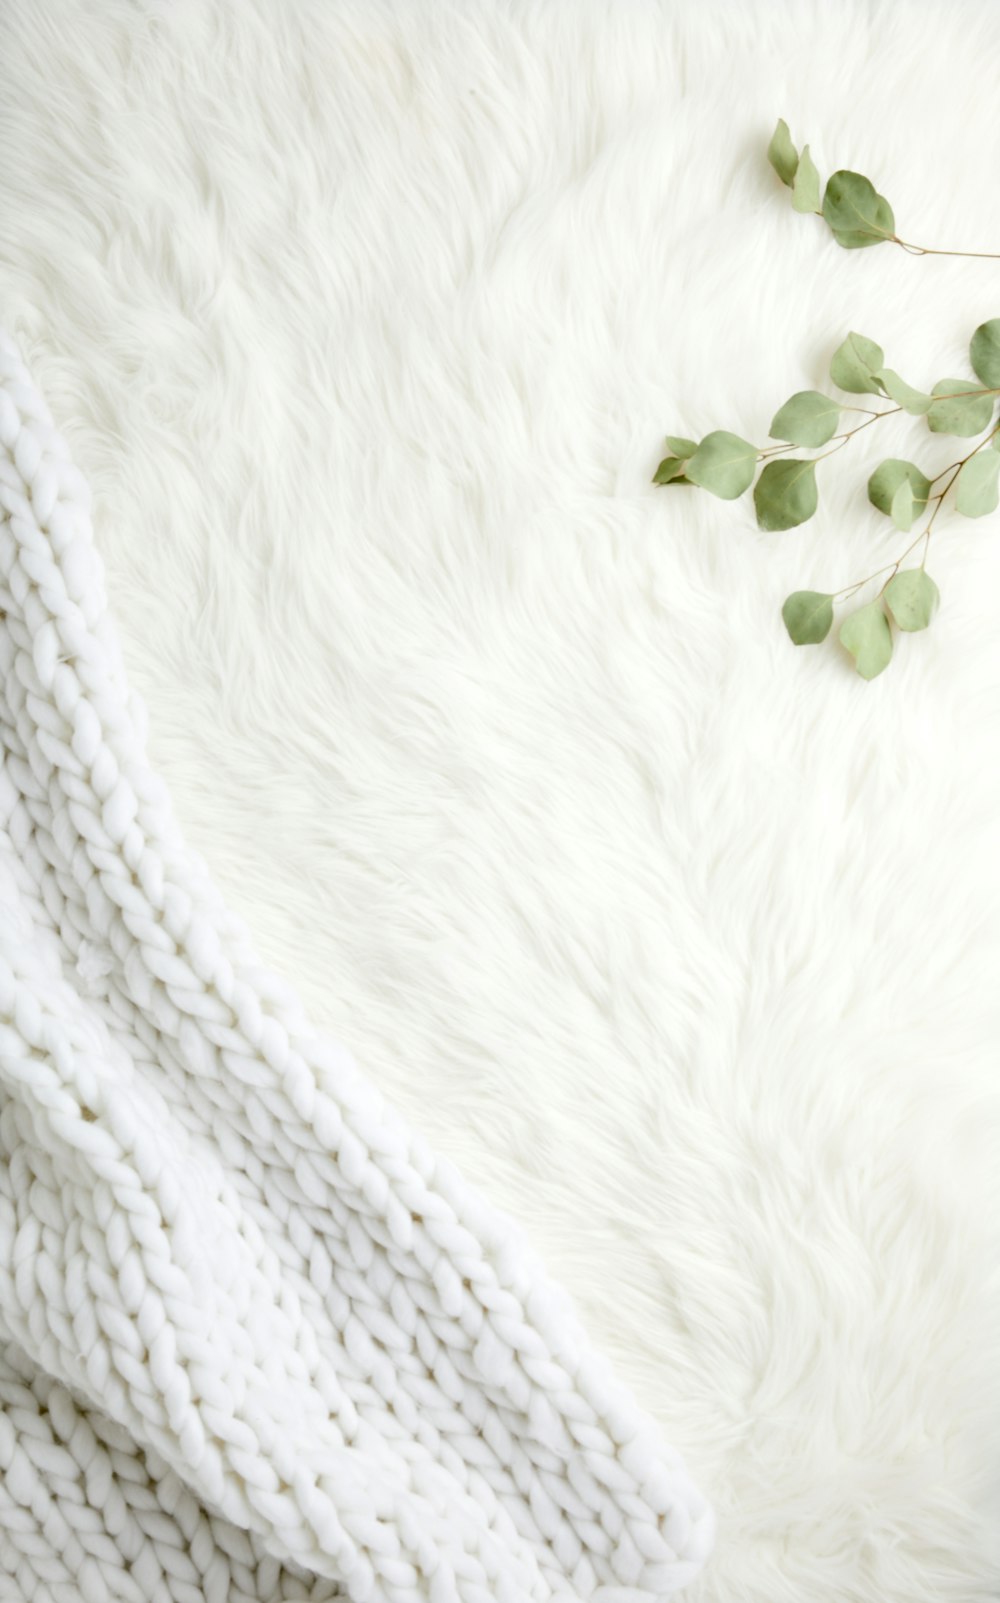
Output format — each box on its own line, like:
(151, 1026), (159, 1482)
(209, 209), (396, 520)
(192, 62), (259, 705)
(3, 2), (999, 1597)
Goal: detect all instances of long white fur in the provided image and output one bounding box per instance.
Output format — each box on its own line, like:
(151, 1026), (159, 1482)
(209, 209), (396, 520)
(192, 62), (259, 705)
(0, 335), (716, 1597)
(1, 1), (999, 1600)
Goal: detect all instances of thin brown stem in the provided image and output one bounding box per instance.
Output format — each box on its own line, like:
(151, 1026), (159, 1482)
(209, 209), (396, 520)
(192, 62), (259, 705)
(760, 389), (1000, 467)
(831, 416), (1000, 603)
(757, 405), (901, 463)
(826, 407), (902, 449)
(756, 439), (800, 461)
(893, 234), (1000, 260)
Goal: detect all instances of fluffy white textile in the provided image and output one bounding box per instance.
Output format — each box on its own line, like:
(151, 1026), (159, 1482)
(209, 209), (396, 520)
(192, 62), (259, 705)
(2, 2), (999, 1599)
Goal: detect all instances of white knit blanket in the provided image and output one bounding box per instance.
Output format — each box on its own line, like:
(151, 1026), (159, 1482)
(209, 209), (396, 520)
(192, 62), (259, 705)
(0, 334), (712, 1600)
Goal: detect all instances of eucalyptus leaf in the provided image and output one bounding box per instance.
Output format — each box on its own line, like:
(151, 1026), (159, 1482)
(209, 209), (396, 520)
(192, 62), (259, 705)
(839, 601), (893, 679)
(684, 430), (758, 499)
(791, 145), (821, 213)
(992, 432), (1000, 453)
(767, 118), (799, 187)
(955, 450), (1000, 517)
(665, 435), (699, 459)
(754, 459), (819, 530)
(890, 478), (915, 532)
(653, 456), (688, 485)
(877, 368), (931, 415)
(884, 568), (939, 632)
(769, 390), (841, 447)
(830, 331), (886, 396)
(822, 170), (895, 249)
(927, 379), (995, 437)
(782, 590), (834, 645)
(969, 318), (1000, 389)
(867, 459), (932, 521)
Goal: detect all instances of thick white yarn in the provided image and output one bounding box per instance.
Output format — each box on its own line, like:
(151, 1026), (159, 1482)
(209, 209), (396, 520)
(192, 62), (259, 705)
(0, 333), (713, 1603)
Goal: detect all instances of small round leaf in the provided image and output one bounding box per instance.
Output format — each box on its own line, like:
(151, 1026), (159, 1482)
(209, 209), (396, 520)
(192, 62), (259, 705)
(822, 170), (895, 249)
(767, 118), (799, 187)
(884, 569), (939, 632)
(877, 368), (931, 415)
(665, 435), (699, 460)
(890, 478), (914, 532)
(955, 451), (1000, 517)
(653, 456), (688, 485)
(782, 591), (834, 645)
(969, 319), (1000, 389)
(830, 332), (885, 395)
(791, 145), (821, 213)
(684, 431), (758, 499)
(769, 390), (840, 447)
(839, 601), (893, 679)
(927, 379), (996, 437)
(867, 459), (932, 521)
(754, 459), (819, 531)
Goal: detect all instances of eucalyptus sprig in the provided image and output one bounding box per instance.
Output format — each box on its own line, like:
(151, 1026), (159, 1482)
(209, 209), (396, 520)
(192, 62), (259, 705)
(768, 117), (1000, 259)
(653, 318), (1000, 680)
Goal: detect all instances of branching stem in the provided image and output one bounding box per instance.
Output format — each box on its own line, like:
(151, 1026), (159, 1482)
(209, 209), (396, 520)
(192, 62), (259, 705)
(831, 417), (1000, 602)
(892, 234), (1000, 260)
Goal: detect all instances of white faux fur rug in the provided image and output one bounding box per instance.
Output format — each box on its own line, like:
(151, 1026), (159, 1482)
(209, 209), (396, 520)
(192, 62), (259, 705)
(0, 332), (713, 1602)
(2, 2), (1000, 1600)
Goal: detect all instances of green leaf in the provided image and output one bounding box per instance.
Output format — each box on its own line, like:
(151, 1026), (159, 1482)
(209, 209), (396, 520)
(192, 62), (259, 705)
(839, 601), (893, 679)
(969, 319), (1000, 389)
(992, 431), (1000, 453)
(782, 590), (834, 645)
(684, 430), (758, 499)
(791, 145), (821, 213)
(955, 450), (1000, 517)
(927, 379), (996, 437)
(867, 459), (932, 524)
(767, 118), (799, 187)
(877, 368), (931, 415)
(884, 569), (939, 632)
(664, 435), (699, 460)
(821, 170), (895, 249)
(830, 332), (886, 395)
(653, 456), (688, 484)
(769, 390), (840, 447)
(890, 478), (914, 532)
(753, 459), (819, 530)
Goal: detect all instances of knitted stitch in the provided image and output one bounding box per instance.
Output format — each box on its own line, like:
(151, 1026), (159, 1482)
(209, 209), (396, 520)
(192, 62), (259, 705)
(0, 333), (714, 1603)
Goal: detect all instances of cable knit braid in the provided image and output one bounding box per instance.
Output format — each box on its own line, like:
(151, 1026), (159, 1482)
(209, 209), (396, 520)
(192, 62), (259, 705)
(0, 332), (714, 1603)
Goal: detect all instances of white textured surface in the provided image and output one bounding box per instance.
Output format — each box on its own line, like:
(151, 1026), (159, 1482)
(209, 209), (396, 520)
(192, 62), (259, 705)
(0, 333), (712, 1602)
(2, 1), (999, 1598)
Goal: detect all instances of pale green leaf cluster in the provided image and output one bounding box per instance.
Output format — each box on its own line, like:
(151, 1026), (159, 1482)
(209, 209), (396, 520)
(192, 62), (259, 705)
(653, 317), (1000, 553)
(867, 460), (931, 531)
(648, 125), (1000, 683)
(783, 569), (939, 680)
(767, 120), (896, 249)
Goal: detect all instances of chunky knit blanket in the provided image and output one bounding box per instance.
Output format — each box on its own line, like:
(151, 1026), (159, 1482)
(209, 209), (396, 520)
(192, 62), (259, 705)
(0, 334), (713, 1603)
